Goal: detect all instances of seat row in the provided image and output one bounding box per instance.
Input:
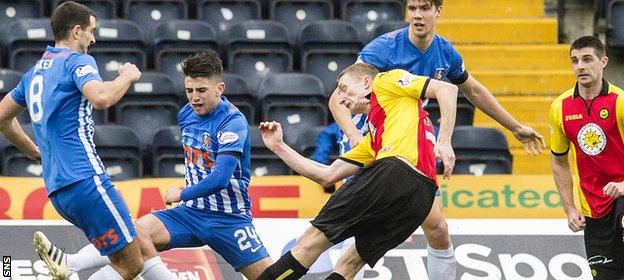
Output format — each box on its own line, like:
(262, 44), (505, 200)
(0, 124), (512, 179)
(1, 19), (410, 94)
(1, 0), (404, 42)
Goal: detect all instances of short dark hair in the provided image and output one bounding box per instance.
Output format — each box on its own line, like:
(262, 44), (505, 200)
(181, 50), (223, 80)
(405, 0), (443, 8)
(51, 1), (96, 41)
(570, 36), (606, 58)
(338, 63), (379, 82)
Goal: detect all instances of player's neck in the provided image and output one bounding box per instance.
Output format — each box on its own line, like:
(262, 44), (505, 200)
(408, 29), (435, 52)
(55, 40), (78, 52)
(578, 79), (604, 100)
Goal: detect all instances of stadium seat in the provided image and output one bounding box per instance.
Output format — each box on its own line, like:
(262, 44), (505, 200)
(607, 0), (624, 46)
(53, 0), (116, 19)
(94, 124), (143, 180)
(222, 73), (257, 124)
(449, 126), (513, 175)
(150, 126), (184, 177)
(299, 20), (362, 94)
(197, 0), (261, 36)
(296, 126), (338, 161)
(0, 69), (38, 124)
(425, 95), (475, 127)
(341, 0), (404, 42)
(4, 19), (54, 73)
(152, 20), (218, 92)
(90, 19), (147, 81)
(114, 72), (180, 148)
(372, 20), (407, 38)
(268, 0), (333, 42)
(0, 124), (41, 177)
(257, 73), (326, 145)
(249, 125), (291, 175)
(225, 20), (293, 91)
(124, 0), (187, 34)
(0, 1), (43, 27)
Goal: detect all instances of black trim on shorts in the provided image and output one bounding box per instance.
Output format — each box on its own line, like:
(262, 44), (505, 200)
(339, 157), (364, 167)
(420, 78), (431, 100)
(551, 149), (569, 156)
(219, 151), (242, 158)
(449, 70), (469, 85)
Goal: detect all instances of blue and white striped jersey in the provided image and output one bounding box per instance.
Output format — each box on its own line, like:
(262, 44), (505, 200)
(10, 46), (106, 193)
(177, 97), (252, 213)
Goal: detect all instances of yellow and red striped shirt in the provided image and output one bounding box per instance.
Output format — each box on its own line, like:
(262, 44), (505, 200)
(340, 69), (438, 183)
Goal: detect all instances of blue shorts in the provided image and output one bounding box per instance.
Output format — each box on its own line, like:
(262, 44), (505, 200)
(49, 174), (136, 256)
(152, 206), (269, 270)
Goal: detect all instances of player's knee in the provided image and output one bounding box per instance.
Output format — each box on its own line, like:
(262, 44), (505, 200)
(424, 218), (451, 248)
(294, 227), (329, 254)
(135, 225), (158, 260)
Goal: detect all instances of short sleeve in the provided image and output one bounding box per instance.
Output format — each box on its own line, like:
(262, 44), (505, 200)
(549, 100), (570, 155)
(68, 54), (102, 92)
(447, 46), (469, 85)
(375, 70), (430, 100)
(358, 39), (392, 71)
(339, 133), (374, 166)
(9, 75), (27, 107)
(217, 115), (248, 154)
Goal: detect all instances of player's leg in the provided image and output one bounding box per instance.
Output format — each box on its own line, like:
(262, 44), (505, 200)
(421, 195), (456, 279)
(584, 200), (624, 280)
(338, 238), (364, 280)
(330, 244), (366, 280)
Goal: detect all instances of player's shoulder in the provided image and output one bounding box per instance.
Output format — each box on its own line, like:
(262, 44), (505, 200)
(178, 103), (194, 122)
(220, 101), (248, 127)
(370, 26), (407, 46)
(552, 87), (575, 108)
(433, 34), (460, 54)
(607, 81), (624, 96)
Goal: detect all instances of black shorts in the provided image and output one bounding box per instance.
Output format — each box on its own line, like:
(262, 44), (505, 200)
(585, 197), (624, 280)
(310, 157), (437, 267)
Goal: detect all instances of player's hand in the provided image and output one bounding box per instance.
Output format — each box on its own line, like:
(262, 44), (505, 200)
(26, 147), (41, 164)
(565, 207), (586, 232)
(259, 121), (284, 150)
(117, 62), (142, 81)
(512, 125), (546, 155)
(603, 181), (624, 198)
(434, 141), (455, 179)
(347, 132), (364, 148)
(164, 187), (182, 206)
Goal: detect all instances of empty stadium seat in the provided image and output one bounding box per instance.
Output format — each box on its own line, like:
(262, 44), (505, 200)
(372, 20), (407, 38)
(152, 20), (218, 92)
(222, 73), (257, 124)
(94, 124), (143, 179)
(607, 0), (624, 46)
(425, 95), (475, 127)
(197, 0), (261, 36)
(299, 20), (362, 94)
(53, 0), (116, 19)
(124, 0), (187, 34)
(341, 0), (404, 42)
(0, 124), (41, 177)
(90, 19), (147, 81)
(249, 125), (291, 175)
(296, 125), (338, 162)
(0, 69), (37, 124)
(4, 19), (53, 73)
(257, 73), (326, 145)
(225, 20), (293, 91)
(114, 72), (180, 148)
(268, 0), (333, 42)
(449, 126), (513, 175)
(0, 1), (43, 27)
(150, 126), (184, 177)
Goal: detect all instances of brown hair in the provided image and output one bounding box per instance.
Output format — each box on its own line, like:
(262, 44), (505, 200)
(405, 0), (443, 8)
(570, 36), (606, 58)
(181, 50), (223, 80)
(337, 63), (379, 82)
(51, 1), (96, 41)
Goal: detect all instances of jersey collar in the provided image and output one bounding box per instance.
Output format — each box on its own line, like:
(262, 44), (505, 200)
(573, 79), (609, 98)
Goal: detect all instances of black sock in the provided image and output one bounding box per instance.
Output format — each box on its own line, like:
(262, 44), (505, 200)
(256, 251), (308, 280)
(325, 272), (346, 280)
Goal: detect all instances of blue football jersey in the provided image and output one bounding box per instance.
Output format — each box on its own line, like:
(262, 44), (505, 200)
(178, 97), (252, 213)
(341, 28), (469, 155)
(10, 46), (106, 193)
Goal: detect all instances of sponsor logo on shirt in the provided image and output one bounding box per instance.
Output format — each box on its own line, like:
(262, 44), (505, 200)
(577, 123), (606, 156)
(202, 132), (211, 147)
(565, 114), (583, 121)
(599, 108), (609, 120)
(75, 65), (98, 77)
(397, 73), (414, 87)
(218, 131), (239, 144)
(434, 68), (445, 80)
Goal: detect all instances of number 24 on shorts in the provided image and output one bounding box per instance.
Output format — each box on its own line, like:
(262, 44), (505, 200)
(234, 226), (263, 252)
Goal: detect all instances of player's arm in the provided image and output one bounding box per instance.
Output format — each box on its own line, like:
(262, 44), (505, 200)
(548, 102), (584, 232)
(0, 95), (40, 161)
(260, 121), (360, 186)
(82, 62), (141, 109)
(458, 75), (545, 154)
(329, 87), (362, 148)
(423, 79), (457, 178)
